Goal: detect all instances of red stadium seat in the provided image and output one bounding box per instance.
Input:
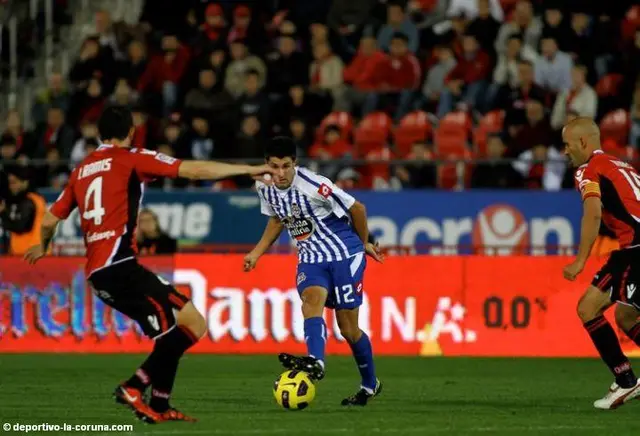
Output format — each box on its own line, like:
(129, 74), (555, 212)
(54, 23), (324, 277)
(435, 111), (472, 149)
(316, 111), (354, 141)
(595, 74), (625, 97)
(473, 110), (505, 156)
(437, 147), (472, 190)
(601, 139), (635, 161)
(354, 112), (392, 156)
(361, 146), (394, 189)
(393, 111), (432, 156)
(435, 135), (468, 156)
(600, 110), (631, 145)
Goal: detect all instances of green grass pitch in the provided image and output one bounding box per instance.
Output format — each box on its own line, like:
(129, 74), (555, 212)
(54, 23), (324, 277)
(2, 355), (640, 435)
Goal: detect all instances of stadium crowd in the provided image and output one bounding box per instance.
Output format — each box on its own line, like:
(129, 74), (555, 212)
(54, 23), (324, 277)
(1, 0), (640, 191)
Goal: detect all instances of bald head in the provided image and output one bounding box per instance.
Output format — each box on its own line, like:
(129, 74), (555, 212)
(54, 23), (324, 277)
(564, 117), (600, 142)
(562, 117), (600, 167)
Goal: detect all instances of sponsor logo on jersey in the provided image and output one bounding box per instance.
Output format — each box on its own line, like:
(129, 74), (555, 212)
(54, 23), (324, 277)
(78, 158), (112, 179)
(86, 230), (116, 243)
(285, 217), (315, 241)
(627, 283), (637, 300)
(155, 153), (177, 165)
(147, 315), (160, 332)
(318, 183), (332, 199)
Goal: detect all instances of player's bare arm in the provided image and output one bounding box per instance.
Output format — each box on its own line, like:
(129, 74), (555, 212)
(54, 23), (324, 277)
(244, 217), (284, 271)
(24, 210), (61, 264)
(349, 200), (383, 263)
(178, 161), (274, 181)
(564, 197), (602, 281)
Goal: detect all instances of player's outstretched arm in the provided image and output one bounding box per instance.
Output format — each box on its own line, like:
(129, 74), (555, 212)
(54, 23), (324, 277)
(244, 217), (284, 272)
(178, 161), (273, 181)
(24, 210), (61, 264)
(563, 196), (602, 281)
(349, 201), (384, 263)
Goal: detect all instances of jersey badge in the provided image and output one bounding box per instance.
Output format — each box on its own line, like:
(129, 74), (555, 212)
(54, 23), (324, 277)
(155, 153), (177, 165)
(291, 202), (302, 218)
(318, 183), (332, 198)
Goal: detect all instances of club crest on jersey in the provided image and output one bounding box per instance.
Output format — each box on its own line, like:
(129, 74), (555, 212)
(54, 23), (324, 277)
(318, 183), (332, 198)
(291, 202), (302, 218)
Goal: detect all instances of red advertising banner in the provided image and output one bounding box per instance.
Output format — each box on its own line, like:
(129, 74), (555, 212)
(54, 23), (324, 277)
(0, 254), (638, 357)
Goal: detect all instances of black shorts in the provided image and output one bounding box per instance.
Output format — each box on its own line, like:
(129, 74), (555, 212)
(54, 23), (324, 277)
(88, 260), (190, 339)
(592, 248), (640, 308)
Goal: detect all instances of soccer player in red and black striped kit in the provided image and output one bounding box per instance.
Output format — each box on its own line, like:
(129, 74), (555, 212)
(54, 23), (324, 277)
(24, 106), (274, 423)
(563, 117), (640, 409)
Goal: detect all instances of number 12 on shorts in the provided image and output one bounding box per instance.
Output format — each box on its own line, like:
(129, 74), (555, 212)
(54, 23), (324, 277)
(334, 284), (355, 305)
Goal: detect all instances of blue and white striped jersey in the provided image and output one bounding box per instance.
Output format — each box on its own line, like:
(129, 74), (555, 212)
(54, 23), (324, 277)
(256, 167), (364, 264)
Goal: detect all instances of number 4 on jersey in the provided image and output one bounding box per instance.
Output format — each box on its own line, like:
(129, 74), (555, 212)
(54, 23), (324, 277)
(619, 168), (640, 201)
(83, 176), (106, 225)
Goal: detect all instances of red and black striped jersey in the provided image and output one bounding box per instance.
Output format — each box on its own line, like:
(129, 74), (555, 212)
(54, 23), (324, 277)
(575, 150), (640, 248)
(50, 145), (182, 275)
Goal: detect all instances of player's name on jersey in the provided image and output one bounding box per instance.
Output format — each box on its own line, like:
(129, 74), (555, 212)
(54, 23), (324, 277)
(78, 158), (113, 180)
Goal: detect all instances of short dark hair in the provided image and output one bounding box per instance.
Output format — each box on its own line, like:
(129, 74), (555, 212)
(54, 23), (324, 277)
(391, 32), (409, 43)
(98, 106), (133, 141)
(265, 136), (297, 160)
(1, 134), (16, 146)
(5, 164), (30, 182)
(324, 124), (341, 135)
(508, 33), (523, 43)
(245, 68), (260, 78)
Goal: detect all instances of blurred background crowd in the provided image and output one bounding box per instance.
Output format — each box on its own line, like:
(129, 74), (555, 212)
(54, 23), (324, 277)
(1, 0), (640, 191)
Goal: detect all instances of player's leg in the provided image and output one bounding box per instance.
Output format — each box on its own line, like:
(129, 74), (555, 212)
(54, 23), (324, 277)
(336, 307), (381, 406)
(301, 285), (329, 365)
(329, 252), (381, 405)
(128, 268), (204, 421)
(142, 301), (204, 422)
(98, 262), (203, 422)
(89, 262), (168, 423)
(615, 303), (640, 345)
(578, 282), (640, 409)
(279, 264), (329, 380)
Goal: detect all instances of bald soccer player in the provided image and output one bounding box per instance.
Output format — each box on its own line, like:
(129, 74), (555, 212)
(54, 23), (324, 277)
(563, 117), (640, 409)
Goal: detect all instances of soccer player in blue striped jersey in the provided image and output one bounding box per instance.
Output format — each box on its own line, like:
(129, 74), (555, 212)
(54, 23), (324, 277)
(244, 137), (384, 406)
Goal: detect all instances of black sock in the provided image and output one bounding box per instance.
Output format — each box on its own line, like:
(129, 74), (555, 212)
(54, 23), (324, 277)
(625, 323), (640, 346)
(584, 316), (637, 388)
(124, 368), (151, 392)
(148, 325), (199, 412)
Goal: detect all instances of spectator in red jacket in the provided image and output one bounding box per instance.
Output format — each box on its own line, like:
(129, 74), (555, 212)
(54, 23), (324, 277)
(363, 32), (421, 121)
(198, 3), (227, 52)
(343, 35), (387, 116)
(309, 125), (353, 160)
(437, 33), (492, 117)
(137, 34), (190, 116)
